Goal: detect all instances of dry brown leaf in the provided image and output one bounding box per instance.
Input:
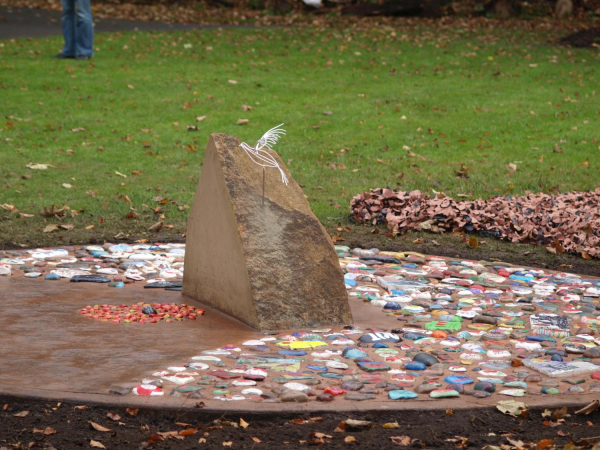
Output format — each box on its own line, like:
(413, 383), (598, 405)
(73, 405), (88, 410)
(551, 406), (568, 421)
(126, 407), (138, 416)
(223, 442), (233, 447)
(198, 438), (207, 444)
(236, 119), (249, 125)
(240, 418), (249, 429)
(383, 422), (400, 429)
(576, 400), (599, 415)
(345, 436), (356, 443)
(106, 412), (121, 421)
(90, 440), (106, 449)
(14, 410), (29, 417)
(149, 222), (163, 232)
(20, 213), (34, 219)
(390, 436), (412, 446)
(582, 251), (593, 260)
(85, 225), (95, 230)
(43, 224), (59, 233)
(90, 422), (111, 432)
(196, 116), (207, 122)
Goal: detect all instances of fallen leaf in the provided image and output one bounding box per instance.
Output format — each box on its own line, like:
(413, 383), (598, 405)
(497, 400), (529, 418)
(73, 405), (88, 410)
(223, 442), (233, 447)
(383, 422), (400, 429)
(582, 251), (592, 260)
(228, 80), (238, 84)
(14, 410), (29, 417)
(390, 436), (411, 446)
(240, 418), (249, 429)
(468, 236), (479, 248)
(345, 436), (356, 443)
(237, 119), (249, 125)
(552, 407), (568, 421)
(149, 222), (163, 232)
(90, 422), (111, 432)
(198, 438), (207, 444)
(115, 171), (127, 178)
(106, 412), (121, 421)
(85, 225), (95, 230)
(0, 203), (16, 211)
(576, 400), (599, 415)
(535, 438), (554, 450)
(252, 437), (261, 443)
(196, 116), (207, 122)
(90, 440), (106, 449)
(180, 428), (197, 436)
(27, 163), (55, 170)
(43, 224), (59, 233)
(20, 213), (34, 219)
(507, 163), (518, 172)
(62, 183), (72, 189)
(126, 407), (138, 416)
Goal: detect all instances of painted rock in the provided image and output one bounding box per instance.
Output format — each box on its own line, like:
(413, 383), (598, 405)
(413, 353), (440, 366)
(404, 362), (427, 371)
(474, 382), (495, 393)
(430, 389), (459, 398)
(389, 390), (418, 400)
(133, 384), (164, 396)
(358, 332), (401, 344)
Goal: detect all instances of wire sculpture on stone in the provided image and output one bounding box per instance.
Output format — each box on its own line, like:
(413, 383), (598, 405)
(239, 123), (288, 205)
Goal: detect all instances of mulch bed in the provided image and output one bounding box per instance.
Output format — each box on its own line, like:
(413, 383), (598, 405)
(560, 28), (600, 48)
(350, 189), (600, 258)
(1, 395), (600, 449)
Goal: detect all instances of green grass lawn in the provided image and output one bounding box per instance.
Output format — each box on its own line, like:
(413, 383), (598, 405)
(1, 25), (599, 248)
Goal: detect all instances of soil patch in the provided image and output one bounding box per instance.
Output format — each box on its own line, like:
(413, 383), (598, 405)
(560, 28), (600, 47)
(2, 395), (599, 449)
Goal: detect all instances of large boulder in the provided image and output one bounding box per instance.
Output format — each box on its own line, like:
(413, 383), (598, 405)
(183, 133), (353, 330)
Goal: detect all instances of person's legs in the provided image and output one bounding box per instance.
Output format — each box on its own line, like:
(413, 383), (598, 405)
(60, 0), (76, 57)
(75, 0), (94, 57)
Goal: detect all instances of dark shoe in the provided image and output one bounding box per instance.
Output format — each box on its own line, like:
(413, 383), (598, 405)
(75, 55), (91, 60)
(53, 53), (74, 59)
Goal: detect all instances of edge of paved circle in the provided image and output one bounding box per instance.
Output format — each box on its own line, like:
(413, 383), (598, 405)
(1, 385), (599, 416)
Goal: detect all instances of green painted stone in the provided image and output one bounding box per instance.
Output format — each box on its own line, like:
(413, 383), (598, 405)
(429, 389), (459, 399)
(212, 389), (230, 394)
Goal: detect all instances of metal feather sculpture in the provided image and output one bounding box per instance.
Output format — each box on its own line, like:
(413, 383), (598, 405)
(239, 124), (288, 205)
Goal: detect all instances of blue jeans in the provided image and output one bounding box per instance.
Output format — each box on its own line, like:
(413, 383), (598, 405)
(61, 0), (94, 57)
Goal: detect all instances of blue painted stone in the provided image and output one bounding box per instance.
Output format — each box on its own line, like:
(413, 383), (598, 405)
(318, 372), (343, 379)
(404, 362), (427, 371)
(551, 354), (563, 362)
(278, 350), (307, 356)
(384, 302), (401, 310)
(527, 336), (556, 343)
(505, 381), (528, 389)
(45, 273), (60, 280)
(373, 342), (389, 349)
(389, 390), (418, 400)
(444, 376), (474, 385)
(342, 348), (368, 359)
(307, 365), (328, 371)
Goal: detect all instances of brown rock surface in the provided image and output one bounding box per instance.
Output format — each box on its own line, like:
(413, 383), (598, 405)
(183, 133), (353, 330)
